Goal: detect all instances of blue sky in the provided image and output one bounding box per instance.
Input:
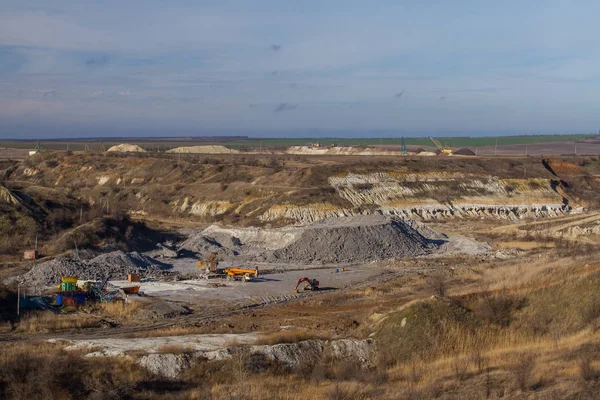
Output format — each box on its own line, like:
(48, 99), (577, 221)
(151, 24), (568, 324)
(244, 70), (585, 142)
(1, 0), (599, 138)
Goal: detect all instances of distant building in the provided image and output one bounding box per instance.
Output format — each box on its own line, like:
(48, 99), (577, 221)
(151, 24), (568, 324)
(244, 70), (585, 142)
(23, 250), (38, 260)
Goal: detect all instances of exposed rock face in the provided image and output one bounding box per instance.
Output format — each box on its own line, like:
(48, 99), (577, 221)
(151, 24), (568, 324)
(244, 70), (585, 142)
(249, 340), (325, 369)
(74, 337), (372, 378)
(137, 353), (192, 379)
(257, 172), (569, 224)
(0, 185), (20, 205)
(247, 339), (373, 370)
(260, 203), (568, 224)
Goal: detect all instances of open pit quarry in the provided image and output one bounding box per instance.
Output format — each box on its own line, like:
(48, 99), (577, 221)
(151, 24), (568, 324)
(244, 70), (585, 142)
(3, 151), (600, 398)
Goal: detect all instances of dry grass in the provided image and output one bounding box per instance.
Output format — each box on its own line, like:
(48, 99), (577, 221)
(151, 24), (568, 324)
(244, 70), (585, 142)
(155, 344), (196, 354)
(0, 341), (150, 400)
(14, 311), (101, 333)
(96, 299), (144, 319)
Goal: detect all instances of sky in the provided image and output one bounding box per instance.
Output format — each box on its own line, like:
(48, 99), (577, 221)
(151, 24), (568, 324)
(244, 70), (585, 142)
(1, 1), (600, 138)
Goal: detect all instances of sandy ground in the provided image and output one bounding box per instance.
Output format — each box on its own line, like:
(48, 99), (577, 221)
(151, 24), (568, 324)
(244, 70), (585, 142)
(0, 147), (29, 160)
(110, 265), (384, 304)
(50, 332), (260, 356)
(473, 142), (600, 156)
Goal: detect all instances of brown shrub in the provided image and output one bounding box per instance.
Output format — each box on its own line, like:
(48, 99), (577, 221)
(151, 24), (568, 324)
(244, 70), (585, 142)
(15, 311), (101, 333)
(579, 354), (599, 382)
(511, 353), (537, 392)
(425, 270), (450, 298)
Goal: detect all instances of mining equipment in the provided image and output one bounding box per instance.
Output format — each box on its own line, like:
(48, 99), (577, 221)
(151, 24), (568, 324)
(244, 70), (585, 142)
(295, 277), (319, 293)
(198, 252), (220, 272)
(428, 136), (454, 155)
(223, 267), (259, 282)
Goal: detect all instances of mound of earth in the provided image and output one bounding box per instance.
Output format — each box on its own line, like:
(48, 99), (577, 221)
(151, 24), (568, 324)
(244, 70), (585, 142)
(106, 144), (147, 153)
(166, 145), (239, 154)
(267, 215), (437, 264)
(453, 148), (476, 156)
(178, 233), (237, 257)
(20, 250), (167, 286)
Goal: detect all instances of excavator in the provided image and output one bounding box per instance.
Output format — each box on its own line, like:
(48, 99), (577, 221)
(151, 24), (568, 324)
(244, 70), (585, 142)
(295, 277), (319, 293)
(429, 137), (454, 155)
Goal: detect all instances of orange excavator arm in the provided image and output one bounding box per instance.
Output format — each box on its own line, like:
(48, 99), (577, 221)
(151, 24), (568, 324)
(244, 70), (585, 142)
(295, 277), (319, 292)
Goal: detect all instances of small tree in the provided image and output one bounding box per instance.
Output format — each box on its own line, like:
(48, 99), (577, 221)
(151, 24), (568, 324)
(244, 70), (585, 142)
(426, 270), (449, 297)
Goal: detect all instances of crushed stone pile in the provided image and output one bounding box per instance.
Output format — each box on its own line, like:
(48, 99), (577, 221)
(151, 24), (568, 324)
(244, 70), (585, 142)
(178, 233), (237, 257)
(166, 145), (239, 154)
(106, 144), (147, 153)
(267, 215), (437, 264)
(21, 250), (167, 286)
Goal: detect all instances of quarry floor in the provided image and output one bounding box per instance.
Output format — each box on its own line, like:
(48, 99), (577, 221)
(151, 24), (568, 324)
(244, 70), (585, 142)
(110, 264), (384, 305)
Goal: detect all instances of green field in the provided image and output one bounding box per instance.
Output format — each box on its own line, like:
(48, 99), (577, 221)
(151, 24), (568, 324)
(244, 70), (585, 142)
(0, 134), (596, 152)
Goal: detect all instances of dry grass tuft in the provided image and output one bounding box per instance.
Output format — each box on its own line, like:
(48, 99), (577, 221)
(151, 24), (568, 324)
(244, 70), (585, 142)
(97, 300), (144, 319)
(15, 311), (100, 333)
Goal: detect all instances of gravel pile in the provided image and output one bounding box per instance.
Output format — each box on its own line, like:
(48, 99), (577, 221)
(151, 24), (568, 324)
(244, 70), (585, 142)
(21, 250), (167, 286)
(178, 233), (237, 257)
(106, 143), (147, 153)
(267, 215), (437, 264)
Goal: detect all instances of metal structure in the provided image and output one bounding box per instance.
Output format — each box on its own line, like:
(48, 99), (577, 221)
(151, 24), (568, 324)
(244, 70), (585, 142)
(401, 137), (408, 154)
(428, 136), (454, 155)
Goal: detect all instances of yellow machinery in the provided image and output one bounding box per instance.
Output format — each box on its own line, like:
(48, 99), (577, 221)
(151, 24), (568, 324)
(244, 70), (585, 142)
(58, 276), (78, 292)
(429, 137), (454, 155)
(224, 267), (259, 282)
(198, 252), (220, 272)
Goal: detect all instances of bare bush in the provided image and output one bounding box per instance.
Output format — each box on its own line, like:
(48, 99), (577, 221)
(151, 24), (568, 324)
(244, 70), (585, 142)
(471, 347), (487, 372)
(409, 359), (424, 384)
(582, 293), (600, 333)
(511, 353), (536, 392)
(453, 355), (470, 382)
(425, 270), (449, 297)
(579, 354), (599, 382)
(327, 384), (367, 400)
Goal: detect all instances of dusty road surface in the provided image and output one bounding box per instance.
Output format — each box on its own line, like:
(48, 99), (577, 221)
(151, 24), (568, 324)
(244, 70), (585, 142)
(109, 265), (385, 305)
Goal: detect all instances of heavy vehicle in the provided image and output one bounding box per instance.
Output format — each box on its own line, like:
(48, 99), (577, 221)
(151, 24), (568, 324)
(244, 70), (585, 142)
(429, 136), (454, 155)
(295, 277), (319, 292)
(224, 267), (259, 282)
(198, 252), (220, 272)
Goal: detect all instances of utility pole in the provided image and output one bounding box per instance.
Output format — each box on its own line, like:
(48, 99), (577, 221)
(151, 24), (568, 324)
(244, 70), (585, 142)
(17, 283), (20, 317)
(495, 138), (498, 156)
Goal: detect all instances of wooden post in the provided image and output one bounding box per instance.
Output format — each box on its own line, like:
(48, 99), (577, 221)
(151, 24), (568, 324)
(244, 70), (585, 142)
(17, 283), (20, 317)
